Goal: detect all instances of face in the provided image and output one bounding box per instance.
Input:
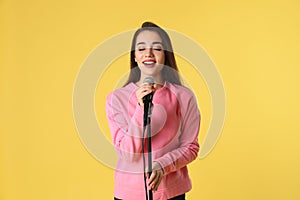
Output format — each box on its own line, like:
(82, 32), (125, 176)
(134, 30), (165, 81)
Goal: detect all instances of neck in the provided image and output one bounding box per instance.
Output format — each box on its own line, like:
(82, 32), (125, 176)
(137, 75), (164, 86)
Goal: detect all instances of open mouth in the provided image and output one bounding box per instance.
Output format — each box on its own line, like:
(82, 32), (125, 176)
(143, 60), (156, 67)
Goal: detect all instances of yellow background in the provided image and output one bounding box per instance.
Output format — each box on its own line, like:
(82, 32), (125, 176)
(1, 0), (300, 199)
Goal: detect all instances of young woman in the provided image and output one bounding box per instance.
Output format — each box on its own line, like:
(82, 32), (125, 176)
(106, 22), (200, 200)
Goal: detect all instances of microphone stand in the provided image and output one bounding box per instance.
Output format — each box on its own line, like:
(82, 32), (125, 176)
(143, 100), (153, 200)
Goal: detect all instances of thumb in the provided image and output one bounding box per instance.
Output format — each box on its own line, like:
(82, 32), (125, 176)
(145, 167), (150, 178)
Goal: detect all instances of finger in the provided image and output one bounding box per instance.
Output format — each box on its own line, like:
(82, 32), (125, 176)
(137, 84), (155, 96)
(149, 175), (157, 190)
(154, 173), (163, 191)
(148, 171), (156, 185)
(138, 90), (153, 100)
(140, 84), (153, 91)
(145, 167), (149, 178)
(142, 84), (155, 91)
(149, 162), (164, 191)
(141, 88), (154, 95)
(149, 172), (160, 188)
(137, 84), (152, 92)
(150, 172), (162, 191)
(136, 89), (150, 97)
(140, 87), (152, 93)
(136, 90), (153, 106)
(138, 85), (153, 94)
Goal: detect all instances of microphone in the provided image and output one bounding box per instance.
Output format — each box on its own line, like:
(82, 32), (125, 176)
(143, 77), (155, 103)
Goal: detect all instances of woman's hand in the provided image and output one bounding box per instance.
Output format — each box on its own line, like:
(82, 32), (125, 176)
(135, 83), (156, 106)
(148, 161), (164, 192)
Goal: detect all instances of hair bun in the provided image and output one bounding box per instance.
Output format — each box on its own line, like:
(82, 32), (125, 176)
(141, 21), (160, 28)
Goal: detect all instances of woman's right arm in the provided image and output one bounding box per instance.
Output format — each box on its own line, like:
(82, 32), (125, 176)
(106, 84), (155, 161)
(106, 92), (144, 162)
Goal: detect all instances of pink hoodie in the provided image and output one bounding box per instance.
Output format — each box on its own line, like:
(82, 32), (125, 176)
(106, 82), (200, 200)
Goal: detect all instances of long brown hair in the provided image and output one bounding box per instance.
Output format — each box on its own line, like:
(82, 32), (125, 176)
(124, 22), (182, 86)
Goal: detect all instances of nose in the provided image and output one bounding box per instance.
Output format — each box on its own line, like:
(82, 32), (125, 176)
(145, 47), (154, 57)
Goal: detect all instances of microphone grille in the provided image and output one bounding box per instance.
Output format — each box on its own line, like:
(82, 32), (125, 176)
(143, 77), (155, 84)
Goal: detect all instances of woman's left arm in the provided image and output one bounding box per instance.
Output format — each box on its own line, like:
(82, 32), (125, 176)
(154, 93), (200, 175)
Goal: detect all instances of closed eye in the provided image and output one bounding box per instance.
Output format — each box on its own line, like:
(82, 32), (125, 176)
(153, 48), (162, 51)
(153, 45), (163, 51)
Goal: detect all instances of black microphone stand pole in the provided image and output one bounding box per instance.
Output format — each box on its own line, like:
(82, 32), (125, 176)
(143, 100), (153, 200)
(147, 100), (153, 200)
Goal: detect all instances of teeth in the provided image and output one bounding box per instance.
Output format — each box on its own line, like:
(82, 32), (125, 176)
(143, 61), (155, 65)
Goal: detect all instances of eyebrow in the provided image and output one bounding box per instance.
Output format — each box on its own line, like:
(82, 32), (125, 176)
(136, 41), (163, 45)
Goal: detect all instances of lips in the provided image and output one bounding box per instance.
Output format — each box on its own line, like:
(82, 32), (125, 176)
(143, 60), (156, 67)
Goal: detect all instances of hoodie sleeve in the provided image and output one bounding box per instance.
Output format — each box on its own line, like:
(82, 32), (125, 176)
(106, 92), (145, 162)
(154, 92), (200, 175)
